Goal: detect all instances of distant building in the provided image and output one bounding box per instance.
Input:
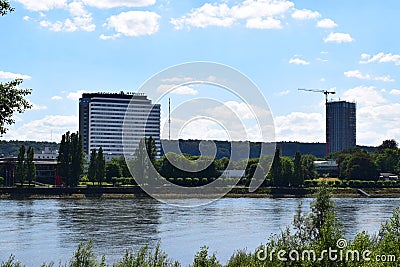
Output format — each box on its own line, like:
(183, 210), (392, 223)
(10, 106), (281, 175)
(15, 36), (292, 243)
(314, 160), (339, 177)
(34, 147), (58, 160)
(326, 101), (356, 154)
(79, 92), (160, 161)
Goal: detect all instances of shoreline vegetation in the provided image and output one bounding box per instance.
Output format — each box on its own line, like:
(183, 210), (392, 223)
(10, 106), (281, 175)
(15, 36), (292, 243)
(1, 185), (399, 267)
(1, 186), (400, 199)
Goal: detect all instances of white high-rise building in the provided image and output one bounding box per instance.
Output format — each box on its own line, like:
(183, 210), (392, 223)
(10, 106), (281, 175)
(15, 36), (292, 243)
(79, 92), (160, 161)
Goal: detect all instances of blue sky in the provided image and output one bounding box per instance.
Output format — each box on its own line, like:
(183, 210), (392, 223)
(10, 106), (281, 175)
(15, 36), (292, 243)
(1, 0), (400, 146)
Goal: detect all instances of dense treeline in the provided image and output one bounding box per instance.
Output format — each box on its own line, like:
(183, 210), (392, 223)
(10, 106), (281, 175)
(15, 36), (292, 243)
(0, 141), (59, 157)
(0, 140), (375, 160)
(2, 185), (399, 266)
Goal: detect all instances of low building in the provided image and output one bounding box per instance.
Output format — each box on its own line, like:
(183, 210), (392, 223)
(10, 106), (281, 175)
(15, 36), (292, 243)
(219, 170), (245, 178)
(314, 160), (339, 177)
(0, 157), (57, 185)
(380, 173), (399, 181)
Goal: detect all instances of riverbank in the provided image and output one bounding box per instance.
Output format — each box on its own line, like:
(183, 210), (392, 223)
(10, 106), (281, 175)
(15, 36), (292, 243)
(1, 186), (400, 199)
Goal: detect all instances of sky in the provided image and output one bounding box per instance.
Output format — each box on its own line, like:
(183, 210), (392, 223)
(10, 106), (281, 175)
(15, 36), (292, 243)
(1, 0), (400, 146)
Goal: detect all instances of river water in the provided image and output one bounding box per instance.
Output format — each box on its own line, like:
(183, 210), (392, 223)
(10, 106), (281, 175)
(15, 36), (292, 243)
(0, 197), (399, 266)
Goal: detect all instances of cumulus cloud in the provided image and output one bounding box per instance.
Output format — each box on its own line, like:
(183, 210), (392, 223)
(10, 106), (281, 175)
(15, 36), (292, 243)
(344, 70), (394, 82)
(15, 0), (66, 12)
(103, 11), (161, 37)
(289, 57), (310, 65)
(67, 90), (87, 100)
(316, 18), (337, 28)
(291, 9), (320, 20)
(170, 0), (294, 30)
(359, 52), (400, 66)
(51, 96), (63, 100)
(324, 32), (354, 43)
(0, 70), (31, 80)
(275, 112), (325, 142)
(28, 100), (48, 110)
(2, 115), (78, 141)
(156, 84), (198, 95)
(342, 86), (386, 106)
(390, 89), (400, 95)
(39, 2), (95, 32)
(246, 17), (282, 29)
(275, 90), (290, 96)
(82, 0), (155, 8)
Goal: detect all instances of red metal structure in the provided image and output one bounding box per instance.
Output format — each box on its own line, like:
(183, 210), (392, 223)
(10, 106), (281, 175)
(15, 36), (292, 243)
(55, 169), (66, 187)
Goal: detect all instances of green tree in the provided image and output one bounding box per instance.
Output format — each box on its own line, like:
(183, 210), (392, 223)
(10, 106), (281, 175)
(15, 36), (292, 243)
(269, 148), (284, 186)
(25, 147), (36, 186)
(69, 132), (83, 186)
(378, 139), (398, 152)
(0, 79), (32, 135)
(280, 156), (293, 186)
(301, 154), (317, 180)
(57, 131), (83, 186)
(106, 161), (121, 183)
(375, 148), (399, 173)
(0, 0), (14, 16)
(346, 152), (379, 180)
(15, 145), (26, 184)
(292, 151), (303, 187)
(131, 137), (158, 180)
(96, 147), (105, 186)
(88, 149), (97, 185)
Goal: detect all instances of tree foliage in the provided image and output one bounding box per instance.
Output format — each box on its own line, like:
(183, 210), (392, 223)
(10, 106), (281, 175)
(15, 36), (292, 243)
(96, 147), (105, 185)
(0, 79), (32, 135)
(25, 147), (35, 185)
(15, 145), (26, 184)
(57, 131), (83, 186)
(0, 0), (14, 16)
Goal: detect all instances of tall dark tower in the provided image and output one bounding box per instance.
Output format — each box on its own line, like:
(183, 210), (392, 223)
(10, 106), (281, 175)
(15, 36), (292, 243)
(326, 101), (356, 154)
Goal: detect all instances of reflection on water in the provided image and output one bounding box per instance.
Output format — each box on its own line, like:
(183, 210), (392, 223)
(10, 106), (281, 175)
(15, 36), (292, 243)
(0, 198), (398, 266)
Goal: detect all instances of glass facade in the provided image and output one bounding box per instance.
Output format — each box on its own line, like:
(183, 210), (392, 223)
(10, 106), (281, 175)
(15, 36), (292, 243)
(326, 101), (356, 154)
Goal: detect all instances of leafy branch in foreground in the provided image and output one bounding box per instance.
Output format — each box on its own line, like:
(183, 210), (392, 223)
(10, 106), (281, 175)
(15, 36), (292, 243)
(0, 0), (14, 16)
(0, 79), (32, 135)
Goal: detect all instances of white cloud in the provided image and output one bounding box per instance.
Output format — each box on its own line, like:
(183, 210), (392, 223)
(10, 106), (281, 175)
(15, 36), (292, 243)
(342, 86), (386, 106)
(0, 70), (31, 80)
(28, 100), (48, 110)
(39, 3), (96, 33)
(15, 0), (66, 11)
(276, 90), (290, 96)
(359, 52), (400, 66)
(246, 17), (282, 29)
(23, 16), (31, 21)
(316, 18), (337, 28)
(320, 78), (326, 82)
(171, 0), (294, 30)
(2, 115), (78, 141)
(51, 96), (63, 100)
(82, 0), (155, 8)
(103, 11), (161, 37)
(324, 32), (354, 43)
(67, 90), (87, 100)
(99, 33), (121, 40)
(291, 9), (320, 20)
(170, 3), (234, 30)
(156, 84), (198, 95)
(390, 89), (400, 95)
(344, 69), (394, 82)
(275, 112), (325, 142)
(289, 57), (310, 65)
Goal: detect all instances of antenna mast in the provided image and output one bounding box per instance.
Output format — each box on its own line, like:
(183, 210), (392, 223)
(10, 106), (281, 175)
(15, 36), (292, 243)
(168, 98), (171, 140)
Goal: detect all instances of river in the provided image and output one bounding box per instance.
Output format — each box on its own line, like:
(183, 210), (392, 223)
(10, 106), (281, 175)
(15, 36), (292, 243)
(0, 197), (398, 266)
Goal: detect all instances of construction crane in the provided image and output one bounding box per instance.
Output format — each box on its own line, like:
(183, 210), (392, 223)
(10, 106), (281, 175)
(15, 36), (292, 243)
(298, 88), (336, 157)
(298, 88), (335, 104)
